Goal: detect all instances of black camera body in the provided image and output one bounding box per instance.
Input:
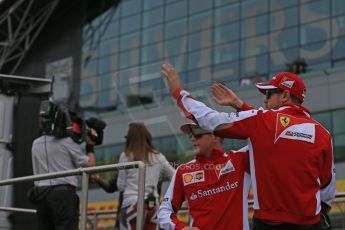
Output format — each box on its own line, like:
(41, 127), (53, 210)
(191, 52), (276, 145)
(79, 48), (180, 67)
(39, 100), (106, 145)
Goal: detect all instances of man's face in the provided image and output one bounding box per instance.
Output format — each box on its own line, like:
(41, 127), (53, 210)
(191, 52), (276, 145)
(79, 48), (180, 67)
(189, 132), (217, 156)
(263, 89), (285, 109)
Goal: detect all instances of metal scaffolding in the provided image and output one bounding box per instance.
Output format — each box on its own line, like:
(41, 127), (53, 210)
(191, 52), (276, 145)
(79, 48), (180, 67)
(0, 0), (59, 74)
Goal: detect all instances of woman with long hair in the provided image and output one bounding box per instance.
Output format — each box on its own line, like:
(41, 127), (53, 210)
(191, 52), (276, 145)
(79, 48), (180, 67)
(117, 122), (175, 230)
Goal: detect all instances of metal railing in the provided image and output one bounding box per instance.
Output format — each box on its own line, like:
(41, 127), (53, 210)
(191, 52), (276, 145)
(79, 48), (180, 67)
(0, 162), (146, 230)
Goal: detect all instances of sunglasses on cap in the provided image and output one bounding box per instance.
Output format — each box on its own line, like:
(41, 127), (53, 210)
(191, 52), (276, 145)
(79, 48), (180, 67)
(266, 89), (284, 99)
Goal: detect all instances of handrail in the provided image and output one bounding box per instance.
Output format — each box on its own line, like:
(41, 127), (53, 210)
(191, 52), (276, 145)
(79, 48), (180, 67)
(0, 207), (36, 214)
(0, 161), (146, 230)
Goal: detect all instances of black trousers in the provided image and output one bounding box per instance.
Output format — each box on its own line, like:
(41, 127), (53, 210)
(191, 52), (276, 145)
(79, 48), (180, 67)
(252, 217), (324, 230)
(36, 186), (79, 230)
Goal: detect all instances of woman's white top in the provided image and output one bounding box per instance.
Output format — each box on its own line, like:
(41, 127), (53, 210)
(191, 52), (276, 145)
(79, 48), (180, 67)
(117, 151), (175, 207)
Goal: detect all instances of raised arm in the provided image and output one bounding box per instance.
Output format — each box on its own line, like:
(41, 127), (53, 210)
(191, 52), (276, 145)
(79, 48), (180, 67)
(212, 82), (253, 111)
(161, 63), (257, 137)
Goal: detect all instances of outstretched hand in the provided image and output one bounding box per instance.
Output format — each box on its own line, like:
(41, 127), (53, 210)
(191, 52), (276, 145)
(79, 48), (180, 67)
(161, 63), (182, 94)
(211, 82), (243, 110)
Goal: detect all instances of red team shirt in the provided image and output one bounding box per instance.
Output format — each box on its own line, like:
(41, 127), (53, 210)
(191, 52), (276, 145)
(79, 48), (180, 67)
(170, 88), (335, 226)
(158, 148), (251, 230)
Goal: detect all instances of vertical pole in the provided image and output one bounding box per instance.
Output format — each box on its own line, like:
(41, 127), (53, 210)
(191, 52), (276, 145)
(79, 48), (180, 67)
(136, 162), (146, 230)
(93, 213), (97, 230)
(80, 171), (90, 230)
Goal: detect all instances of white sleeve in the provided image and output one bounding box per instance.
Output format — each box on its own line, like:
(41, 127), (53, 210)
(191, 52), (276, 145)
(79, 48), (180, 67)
(159, 153), (175, 180)
(179, 90), (232, 131)
(320, 165), (336, 207)
(178, 90), (260, 132)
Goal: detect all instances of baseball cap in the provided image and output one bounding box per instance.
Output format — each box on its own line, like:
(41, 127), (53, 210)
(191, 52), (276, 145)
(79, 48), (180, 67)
(180, 122), (211, 135)
(256, 72), (306, 102)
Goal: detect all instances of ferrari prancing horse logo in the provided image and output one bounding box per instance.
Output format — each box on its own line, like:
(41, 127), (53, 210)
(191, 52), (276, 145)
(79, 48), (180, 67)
(280, 116), (290, 127)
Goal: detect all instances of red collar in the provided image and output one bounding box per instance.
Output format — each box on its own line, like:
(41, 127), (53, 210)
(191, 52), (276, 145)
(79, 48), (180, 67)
(279, 103), (311, 116)
(195, 148), (225, 162)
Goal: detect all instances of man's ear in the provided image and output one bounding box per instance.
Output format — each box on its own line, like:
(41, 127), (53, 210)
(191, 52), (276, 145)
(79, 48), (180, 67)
(281, 90), (291, 103)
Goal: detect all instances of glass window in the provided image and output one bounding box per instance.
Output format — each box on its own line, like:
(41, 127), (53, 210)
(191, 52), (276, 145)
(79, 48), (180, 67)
(119, 49), (140, 69)
(332, 16), (345, 38)
(241, 35), (268, 58)
(187, 67), (212, 84)
(120, 14), (140, 34)
(140, 78), (163, 97)
(103, 20), (120, 40)
(188, 30), (212, 52)
(313, 112), (332, 131)
(332, 36), (345, 60)
(214, 41), (240, 63)
(188, 48), (212, 70)
(270, 48), (298, 73)
(166, 37), (188, 56)
(300, 19), (330, 45)
(165, 18), (188, 39)
(144, 0), (164, 10)
(332, 0), (345, 16)
(215, 0), (238, 7)
(306, 61), (331, 71)
(242, 14), (269, 38)
(140, 62), (164, 87)
(190, 0), (213, 14)
(97, 88), (117, 109)
(333, 110), (345, 134)
(214, 22), (240, 45)
(189, 11), (213, 33)
(143, 8), (164, 28)
(117, 67), (140, 87)
(213, 60), (240, 83)
(82, 54), (98, 73)
(120, 0), (141, 17)
(270, 27), (298, 52)
(270, 7), (298, 31)
(155, 136), (178, 155)
(300, 40), (331, 66)
(215, 3), (240, 26)
(242, 0), (269, 18)
(98, 56), (111, 74)
(241, 54), (269, 76)
(80, 76), (97, 96)
(269, 0), (298, 10)
(142, 25), (163, 46)
(334, 134), (345, 162)
(165, 1), (188, 22)
(300, 0), (330, 24)
(120, 32), (140, 51)
(141, 43), (163, 64)
(100, 38), (119, 57)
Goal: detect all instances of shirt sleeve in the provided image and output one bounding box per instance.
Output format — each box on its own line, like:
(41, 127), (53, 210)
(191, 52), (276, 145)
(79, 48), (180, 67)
(320, 138), (336, 208)
(116, 152), (127, 192)
(158, 169), (187, 230)
(159, 153), (175, 180)
(65, 138), (88, 167)
(174, 88), (261, 139)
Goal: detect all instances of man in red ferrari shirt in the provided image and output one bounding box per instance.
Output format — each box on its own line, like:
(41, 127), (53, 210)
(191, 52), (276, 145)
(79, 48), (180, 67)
(158, 122), (251, 230)
(161, 63), (335, 230)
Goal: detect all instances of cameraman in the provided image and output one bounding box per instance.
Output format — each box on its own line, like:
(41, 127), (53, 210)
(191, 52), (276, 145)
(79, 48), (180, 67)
(31, 123), (96, 230)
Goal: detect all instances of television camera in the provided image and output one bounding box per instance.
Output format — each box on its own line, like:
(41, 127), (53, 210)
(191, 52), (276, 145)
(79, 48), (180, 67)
(39, 100), (106, 145)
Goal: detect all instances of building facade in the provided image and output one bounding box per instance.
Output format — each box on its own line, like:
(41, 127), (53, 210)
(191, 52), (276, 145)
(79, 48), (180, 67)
(78, 0), (345, 175)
